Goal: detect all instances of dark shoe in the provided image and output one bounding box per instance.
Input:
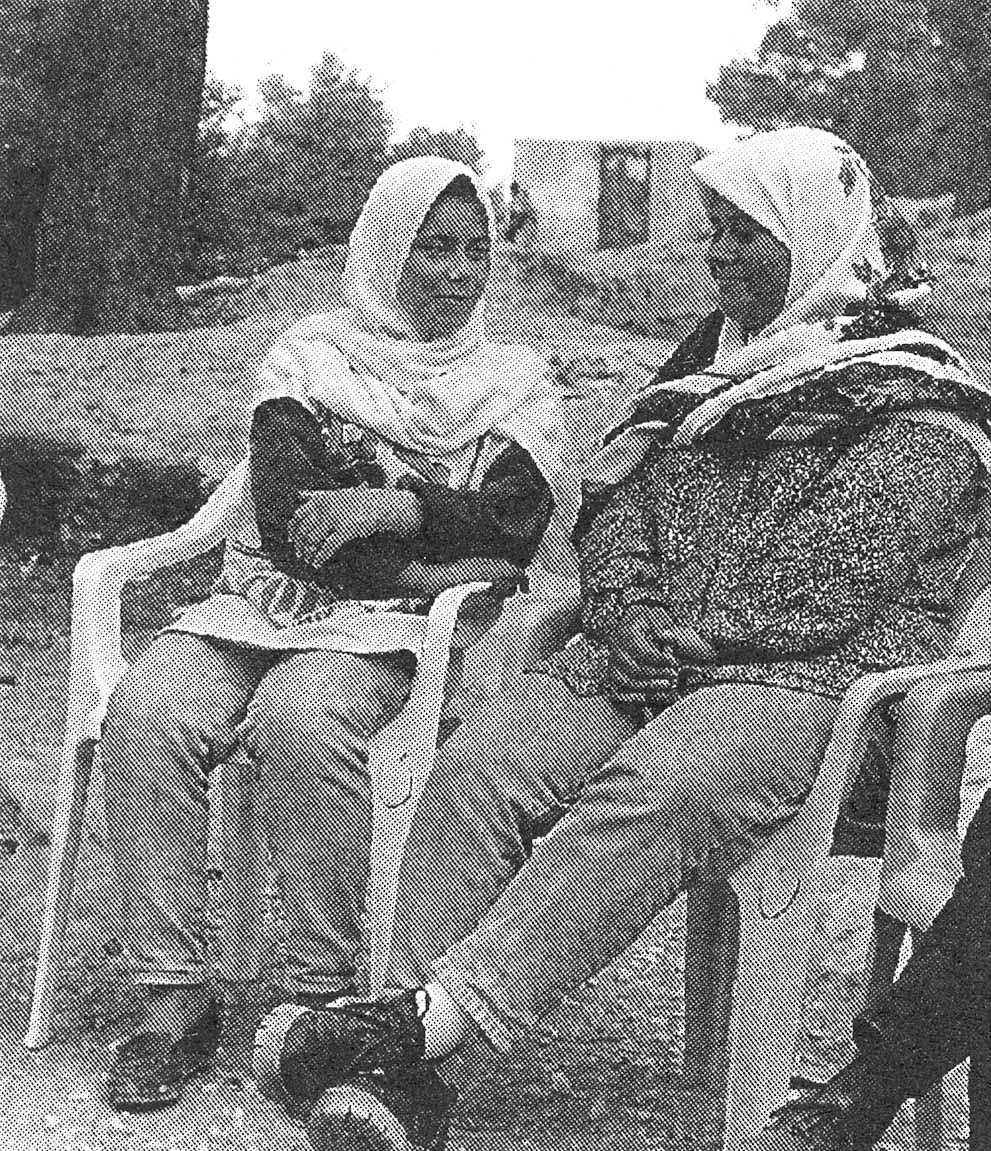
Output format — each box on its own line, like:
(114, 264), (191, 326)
(107, 997), (220, 1109)
(747, 1058), (906, 1151)
(307, 1064), (455, 1151)
(216, 985), (357, 1086)
(253, 988), (427, 1116)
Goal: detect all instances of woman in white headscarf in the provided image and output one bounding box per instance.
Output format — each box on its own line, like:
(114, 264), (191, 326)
(98, 157), (568, 1109)
(249, 130), (991, 1151)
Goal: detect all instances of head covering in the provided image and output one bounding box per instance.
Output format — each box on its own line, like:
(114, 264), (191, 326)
(589, 128), (987, 482)
(254, 156), (568, 496)
(694, 126), (916, 341)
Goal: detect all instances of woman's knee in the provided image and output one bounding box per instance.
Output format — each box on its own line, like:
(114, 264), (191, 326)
(103, 653), (195, 754)
(600, 686), (829, 822)
(242, 662), (389, 778)
(101, 636), (242, 773)
(440, 674), (604, 783)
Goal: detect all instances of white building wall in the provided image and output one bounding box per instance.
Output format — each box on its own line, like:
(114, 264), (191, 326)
(513, 138), (710, 255)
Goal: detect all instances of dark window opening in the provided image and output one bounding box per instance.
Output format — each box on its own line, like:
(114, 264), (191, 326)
(598, 144), (651, 250)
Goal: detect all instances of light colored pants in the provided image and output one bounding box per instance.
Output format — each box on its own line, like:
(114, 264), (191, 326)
(101, 632), (412, 995)
(386, 671), (837, 1052)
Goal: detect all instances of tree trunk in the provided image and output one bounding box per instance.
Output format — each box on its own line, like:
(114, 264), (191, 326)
(3, 0), (208, 335)
(951, 101), (991, 216)
(0, 164), (50, 312)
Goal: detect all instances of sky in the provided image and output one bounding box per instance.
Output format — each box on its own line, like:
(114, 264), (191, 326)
(206, 1), (789, 186)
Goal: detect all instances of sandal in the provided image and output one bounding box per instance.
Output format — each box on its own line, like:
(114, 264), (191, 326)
(107, 997), (220, 1109)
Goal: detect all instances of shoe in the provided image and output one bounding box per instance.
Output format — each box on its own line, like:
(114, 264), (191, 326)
(743, 1058), (906, 1151)
(306, 1063), (456, 1151)
(107, 996), (220, 1109)
(253, 988), (427, 1117)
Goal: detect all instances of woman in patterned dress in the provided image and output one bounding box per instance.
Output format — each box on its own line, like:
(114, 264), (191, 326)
(252, 129), (991, 1151)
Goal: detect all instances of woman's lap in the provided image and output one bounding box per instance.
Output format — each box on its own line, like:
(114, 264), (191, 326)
(100, 630), (414, 989)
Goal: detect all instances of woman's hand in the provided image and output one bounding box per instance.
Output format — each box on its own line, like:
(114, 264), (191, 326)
(659, 624), (718, 664)
(608, 603), (679, 702)
(607, 607), (717, 702)
(288, 488), (422, 569)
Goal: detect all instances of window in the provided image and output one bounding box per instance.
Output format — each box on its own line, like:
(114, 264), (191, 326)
(598, 144), (651, 250)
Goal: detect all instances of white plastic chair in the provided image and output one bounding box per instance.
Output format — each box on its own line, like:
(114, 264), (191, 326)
(687, 644), (991, 1151)
(23, 458), (492, 1049)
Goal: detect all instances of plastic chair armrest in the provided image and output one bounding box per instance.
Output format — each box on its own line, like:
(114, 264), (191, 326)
(949, 586), (991, 657)
(814, 653), (991, 841)
(67, 460), (249, 741)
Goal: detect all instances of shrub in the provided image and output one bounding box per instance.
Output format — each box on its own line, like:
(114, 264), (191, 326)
(0, 439), (206, 562)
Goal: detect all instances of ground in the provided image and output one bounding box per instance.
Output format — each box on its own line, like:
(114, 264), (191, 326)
(0, 230), (985, 1149)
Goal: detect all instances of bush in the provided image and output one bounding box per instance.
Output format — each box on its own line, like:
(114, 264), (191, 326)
(0, 438), (207, 562)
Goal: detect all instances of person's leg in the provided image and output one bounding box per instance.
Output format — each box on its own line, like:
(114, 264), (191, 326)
(856, 787), (990, 1090)
(252, 670), (637, 1100)
(241, 649), (417, 1001)
(255, 683), (833, 1097)
(385, 669), (639, 1014)
(101, 632), (270, 1009)
(411, 682), (836, 1056)
(101, 632), (274, 1107)
(254, 682), (836, 1151)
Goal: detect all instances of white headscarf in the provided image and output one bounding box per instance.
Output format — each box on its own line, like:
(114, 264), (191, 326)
(254, 156), (567, 490)
(590, 128), (981, 480)
(696, 126), (889, 343)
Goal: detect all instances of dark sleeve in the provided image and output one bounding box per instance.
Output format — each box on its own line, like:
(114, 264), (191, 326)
(603, 310), (725, 440)
(249, 397), (407, 589)
(398, 441), (554, 566)
(648, 310), (724, 386)
(250, 397), (331, 574)
(702, 418), (983, 659)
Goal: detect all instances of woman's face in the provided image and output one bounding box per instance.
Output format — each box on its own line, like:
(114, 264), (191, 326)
(706, 194), (792, 336)
(396, 194), (491, 340)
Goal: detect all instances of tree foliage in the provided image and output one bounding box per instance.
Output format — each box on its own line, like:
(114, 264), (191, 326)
(707, 0), (991, 213)
(1, 24), (489, 307)
(178, 56), (488, 280)
(388, 126), (485, 172)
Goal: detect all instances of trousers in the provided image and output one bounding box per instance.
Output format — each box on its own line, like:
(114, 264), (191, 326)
(101, 631), (412, 994)
(386, 670), (837, 1052)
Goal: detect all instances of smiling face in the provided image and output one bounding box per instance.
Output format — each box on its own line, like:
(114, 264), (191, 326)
(395, 191), (491, 341)
(706, 193), (792, 337)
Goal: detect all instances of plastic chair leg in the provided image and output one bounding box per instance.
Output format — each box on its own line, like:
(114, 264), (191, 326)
(864, 908), (908, 1001)
(721, 873), (821, 1151)
(683, 881), (740, 1149)
(970, 1049), (990, 1151)
(915, 1084), (944, 1151)
(24, 740), (96, 1049)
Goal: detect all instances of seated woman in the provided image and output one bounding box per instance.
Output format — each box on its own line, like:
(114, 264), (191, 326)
(252, 129), (991, 1151)
(100, 156), (567, 1108)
